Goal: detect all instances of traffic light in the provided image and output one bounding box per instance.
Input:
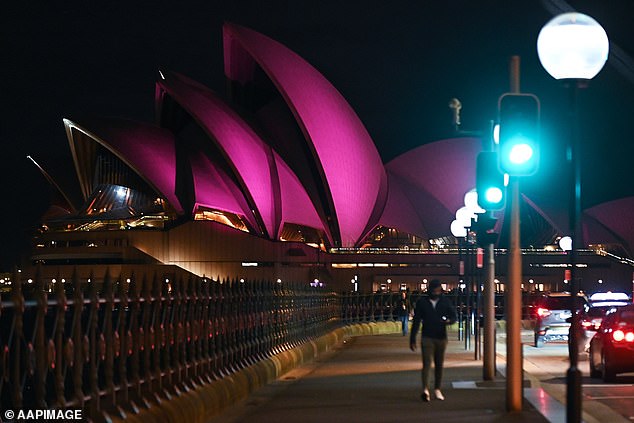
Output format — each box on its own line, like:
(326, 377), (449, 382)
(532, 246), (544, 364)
(473, 213), (499, 247)
(498, 93), (540, 176)
(476, 151), (505, 210)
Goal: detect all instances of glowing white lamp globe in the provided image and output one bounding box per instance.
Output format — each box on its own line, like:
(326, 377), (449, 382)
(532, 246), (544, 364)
(464, 189), (485, 213)
(537, 13), (609, 80)
(450, 220), (467, 238)
(559, 236), (573, 251)
(456, 206), (475, 227)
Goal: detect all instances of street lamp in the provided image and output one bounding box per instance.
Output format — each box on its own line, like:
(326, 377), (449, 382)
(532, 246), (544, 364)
(537, 13), (609, 80)
(537, 12), (609, 423)
(559, 236), (573, 252)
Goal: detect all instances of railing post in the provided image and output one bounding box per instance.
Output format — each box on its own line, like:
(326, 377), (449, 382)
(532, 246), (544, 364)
(87, 271), (100, 418)
(116, 274), (129, 408)
(190, 276), (202, 383)
(129, 275), (142, 399)
(102, 272), (116, 413)
(200, 277), (212, 383)
(70, 270), (85, 409)
(53, 272), (68, 409)
(138, 274), (156, 406)
(33, 266), (48, 409)
(151, 273), (164, 396)
(172, 276), (184, 390)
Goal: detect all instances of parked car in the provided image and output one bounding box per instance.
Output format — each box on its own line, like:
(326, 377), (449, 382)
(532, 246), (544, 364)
(534, 292), (589, 348)
(580, 292), (631, 351)
(589, 304), (634, 382)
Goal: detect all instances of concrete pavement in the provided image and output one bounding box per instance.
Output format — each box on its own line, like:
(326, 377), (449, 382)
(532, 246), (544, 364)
(495, 330), (632, 423)
(210, 331), (549, 423)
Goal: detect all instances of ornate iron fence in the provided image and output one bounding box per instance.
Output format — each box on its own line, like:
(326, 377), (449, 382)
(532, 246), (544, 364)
(0, 270), (340, 421)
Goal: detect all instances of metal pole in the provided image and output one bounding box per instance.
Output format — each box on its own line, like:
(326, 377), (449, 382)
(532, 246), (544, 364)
(483, 242), (496, 379)
(566, 80), (582, 423)
(475, 256), (481, 361)
(465, 239), (471, 351)
(506, 55), (523, 413)
(458, 238), (464, 341)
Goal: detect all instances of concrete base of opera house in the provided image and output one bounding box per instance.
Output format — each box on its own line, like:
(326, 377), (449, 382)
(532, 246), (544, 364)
(107, 321), (402, 423)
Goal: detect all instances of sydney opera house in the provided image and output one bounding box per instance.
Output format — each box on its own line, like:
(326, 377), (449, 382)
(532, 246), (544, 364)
(28, 24), (634, 293)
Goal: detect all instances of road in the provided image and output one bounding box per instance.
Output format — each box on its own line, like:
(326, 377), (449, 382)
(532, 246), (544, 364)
(497, 329), (634, 422)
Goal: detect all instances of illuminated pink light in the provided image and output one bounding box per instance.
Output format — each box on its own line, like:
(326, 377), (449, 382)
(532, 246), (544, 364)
(189, 150), (257, 228)
(585, 197), (634, 253)
(274, 153), (328, 241)
(158, 72), (278, 237)
(157, 72), (325, 240)
(66, 117), (183, 214)
(223, 23), (386, 247)
(378, 172), (429, 239)
(386, 137), (481, 215)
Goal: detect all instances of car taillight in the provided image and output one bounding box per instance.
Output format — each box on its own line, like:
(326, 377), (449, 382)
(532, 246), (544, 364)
(537, 308), (551, 317)
(612, 330), (634, 342)
(613, 330), (625, 341)
(581, 321), (592, 328)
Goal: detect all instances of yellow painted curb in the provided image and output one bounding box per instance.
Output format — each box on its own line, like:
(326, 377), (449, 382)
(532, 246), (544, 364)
(112, 322), (401, 422)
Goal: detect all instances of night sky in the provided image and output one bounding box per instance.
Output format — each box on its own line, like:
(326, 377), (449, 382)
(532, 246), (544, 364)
(2, 1), (634, 269)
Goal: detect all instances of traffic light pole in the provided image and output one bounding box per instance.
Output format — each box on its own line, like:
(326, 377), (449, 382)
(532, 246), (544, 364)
(483, 241), (496, 380)
(506, 56), (523, 413)
(507, 177), (523, 412)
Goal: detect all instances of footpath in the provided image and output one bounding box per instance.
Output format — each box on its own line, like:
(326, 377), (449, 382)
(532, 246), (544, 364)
(210, 330), (551, 423)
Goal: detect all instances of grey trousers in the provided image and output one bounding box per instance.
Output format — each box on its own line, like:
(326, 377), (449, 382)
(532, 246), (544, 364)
(421, 337), (448, 390)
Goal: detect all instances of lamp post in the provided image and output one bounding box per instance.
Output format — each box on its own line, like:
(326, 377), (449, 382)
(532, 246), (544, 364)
(452, 211), (469, 343)
(537, 12), (609, 423)
(452, 191), (483, 350)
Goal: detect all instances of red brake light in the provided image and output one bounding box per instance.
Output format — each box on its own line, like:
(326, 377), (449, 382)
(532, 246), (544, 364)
(581, 321), (592, 328)
(626, 332), (634, 342)
(537, 308), (551, 317)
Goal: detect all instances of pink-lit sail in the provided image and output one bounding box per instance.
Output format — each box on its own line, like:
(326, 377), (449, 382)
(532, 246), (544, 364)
(156, 71), (326, 240)
(386, 137), (481, 215)
(63, 117), (183, 213)
(223, 23), (386, 247)
(188, 149), (258, 229)
(157, 72), (279, 237)
(585, 197), (634, 253)
(274, 152), (328, 241)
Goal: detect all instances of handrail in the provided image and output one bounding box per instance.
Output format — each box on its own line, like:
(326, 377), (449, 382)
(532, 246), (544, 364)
(0, 270), (340, 421)
(0, 270), (566, 420)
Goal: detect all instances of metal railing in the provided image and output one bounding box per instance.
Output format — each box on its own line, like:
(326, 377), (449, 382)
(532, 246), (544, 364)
(0, 270), (547, 421)
(0, 270), (340, 421)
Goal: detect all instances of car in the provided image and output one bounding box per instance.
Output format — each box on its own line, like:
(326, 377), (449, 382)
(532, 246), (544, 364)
(589, 304), (634, 382)
(534, 292), (589, 348)
(580, 292), (631, 351)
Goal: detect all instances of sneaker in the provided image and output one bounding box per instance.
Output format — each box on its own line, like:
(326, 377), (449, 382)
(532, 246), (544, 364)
(421, 389), (430, 402)
(434, 389), (445, 401)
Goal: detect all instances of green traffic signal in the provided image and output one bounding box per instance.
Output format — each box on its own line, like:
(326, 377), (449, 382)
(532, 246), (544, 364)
(484, 186), (503, 204)
(498, 93), (540, 176)
(477, 151), (505, 211)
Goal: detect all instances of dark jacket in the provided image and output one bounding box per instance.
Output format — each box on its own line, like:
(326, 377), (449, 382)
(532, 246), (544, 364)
(395, 295), (411, 317)
(409, 295), (457, 341)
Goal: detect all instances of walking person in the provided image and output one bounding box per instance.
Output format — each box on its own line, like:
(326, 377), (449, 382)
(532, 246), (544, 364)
(409, 279), (457, 402)
(396, 290), (411, 336)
